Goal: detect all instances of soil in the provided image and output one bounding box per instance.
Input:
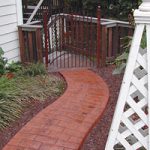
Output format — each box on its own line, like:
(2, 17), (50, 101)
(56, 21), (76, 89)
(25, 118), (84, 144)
(0, 72), (67, 150)
(81, 65), (124, 150)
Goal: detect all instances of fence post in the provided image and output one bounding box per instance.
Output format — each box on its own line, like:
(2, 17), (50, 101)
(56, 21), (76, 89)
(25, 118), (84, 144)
(101, 26), (107, 66)
(18, 27), (25, 63)
(96, 6), (101, 68)
(43, 10), (49, 68)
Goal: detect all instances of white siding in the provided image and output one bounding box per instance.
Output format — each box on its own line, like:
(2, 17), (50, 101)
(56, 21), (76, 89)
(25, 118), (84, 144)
(0, 0), (23, 62)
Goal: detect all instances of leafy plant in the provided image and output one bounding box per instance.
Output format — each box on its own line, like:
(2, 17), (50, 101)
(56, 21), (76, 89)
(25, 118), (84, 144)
(0, 73), (65, 130)
(64, 0), (141, 19)
(6, 61), (22, 73)
(0, 77), (23, 129)
(0, 48), (23, 76)
(112, 36), (132, 74)
(19, 63), (47, 77)
(113, 31), (147, 75)
(0, 48), (7, 75)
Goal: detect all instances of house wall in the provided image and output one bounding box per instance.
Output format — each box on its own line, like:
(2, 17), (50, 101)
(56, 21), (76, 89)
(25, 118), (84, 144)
(0, 0), (23, 62)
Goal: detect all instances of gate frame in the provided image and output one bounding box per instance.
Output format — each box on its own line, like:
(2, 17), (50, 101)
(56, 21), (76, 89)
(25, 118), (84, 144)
(43, 6), (102, 69)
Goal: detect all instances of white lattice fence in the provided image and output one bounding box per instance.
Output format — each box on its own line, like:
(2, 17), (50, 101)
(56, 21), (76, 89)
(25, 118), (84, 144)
(105, 1), (150, 150)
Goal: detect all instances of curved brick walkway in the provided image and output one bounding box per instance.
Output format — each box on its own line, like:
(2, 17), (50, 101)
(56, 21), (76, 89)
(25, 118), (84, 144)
(3, 69), (109, 150)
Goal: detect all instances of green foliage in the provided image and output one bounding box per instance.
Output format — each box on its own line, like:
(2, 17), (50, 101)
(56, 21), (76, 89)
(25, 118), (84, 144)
(64, 0), (141, 19)
(18, 63), (47, 77)
(0, 74), (65, 130)
(0, 55), (65, 130)
(112, 52), (128, 75)
(113, 36), (132, 74)
(82, 0), (97, 10)
(0, 48), (23, 76)
(113, 31), (147, 75)
(103, 0), (142, 19)
(0, 48), (7, 75)
(0, 47), (4, 56)
(107, 0), (140, 20)
(0, 47), (47, 77)
(24, 0), (142, 19)
(6, 61), (22, 73)
(0, 77), (22, 129)
(120, 36), (133, 53)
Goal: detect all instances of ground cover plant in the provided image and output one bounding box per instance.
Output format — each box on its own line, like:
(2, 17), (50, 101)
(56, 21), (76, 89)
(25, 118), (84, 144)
(0, 49), (65, 149)
(0, 72), (65, 129)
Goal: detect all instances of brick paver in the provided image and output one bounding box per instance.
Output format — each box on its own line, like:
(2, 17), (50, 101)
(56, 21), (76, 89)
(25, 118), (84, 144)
(3, 69), (109, 150)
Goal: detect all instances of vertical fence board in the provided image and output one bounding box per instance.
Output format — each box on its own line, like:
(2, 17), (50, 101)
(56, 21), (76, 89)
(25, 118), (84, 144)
(18, 27), (25, 62)
(96, 6), (101, 68)
(28, 32), (34, 62)
(108, 28), (112, 58)
(101, 26), (107, 66)
(113, 26), (119, 58)
(36, 29), (43, 62)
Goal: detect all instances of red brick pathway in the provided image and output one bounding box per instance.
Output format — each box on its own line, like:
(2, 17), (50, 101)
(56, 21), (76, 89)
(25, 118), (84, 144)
(3, 69), (109, 150)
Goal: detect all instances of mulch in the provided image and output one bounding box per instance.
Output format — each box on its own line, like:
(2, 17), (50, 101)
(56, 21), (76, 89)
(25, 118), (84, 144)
(81, 65), (123, 150)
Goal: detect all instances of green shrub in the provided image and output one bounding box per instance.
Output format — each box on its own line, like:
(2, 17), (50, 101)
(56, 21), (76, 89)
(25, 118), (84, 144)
(0, 74), (65, 130)
(0, 77), (23, 129)
(0, 53), (65, 130)
(0, 48), (7, 75)
(20, 63), (47, 77)
(113, 31), (147, 75)
(6, 61), (22, 73)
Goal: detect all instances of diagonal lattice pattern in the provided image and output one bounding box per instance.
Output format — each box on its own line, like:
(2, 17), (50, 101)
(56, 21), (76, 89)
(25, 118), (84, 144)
(114, 47), (148, 150)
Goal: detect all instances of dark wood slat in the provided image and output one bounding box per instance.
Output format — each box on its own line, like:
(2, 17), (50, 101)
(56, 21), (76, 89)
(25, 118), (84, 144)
(113, 26), (119, 58)
(28, 32), (34, 62)
(36, 29), (43, 62)
(108, 27), (112, 57)
(101, 26), (107, 66)
(18, 27), (25, 63)
(96, 6), (101, 68)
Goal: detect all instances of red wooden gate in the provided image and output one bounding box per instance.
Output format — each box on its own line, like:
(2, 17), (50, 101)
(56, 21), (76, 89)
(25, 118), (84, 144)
(43, 7), (101, 70)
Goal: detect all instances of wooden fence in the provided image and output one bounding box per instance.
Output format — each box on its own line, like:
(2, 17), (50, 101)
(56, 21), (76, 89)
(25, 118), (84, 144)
(18, 24), (43, 63)
(100, 19), (133, 63)
(57, 14), (133, 66)
(18, 15), (133, 67)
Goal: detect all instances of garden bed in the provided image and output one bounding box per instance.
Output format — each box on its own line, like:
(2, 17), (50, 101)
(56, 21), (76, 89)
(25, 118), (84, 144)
(0, 57), (66, 149)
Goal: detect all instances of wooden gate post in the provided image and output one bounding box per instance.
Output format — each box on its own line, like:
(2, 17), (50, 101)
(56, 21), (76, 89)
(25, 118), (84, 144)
(106, 0), (150, 149)
(96, 6), (101, 68)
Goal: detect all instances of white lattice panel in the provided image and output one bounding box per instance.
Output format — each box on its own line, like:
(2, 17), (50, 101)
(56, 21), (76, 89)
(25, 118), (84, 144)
(105, 1), (150, 149)
(115, 42), (148, 150)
